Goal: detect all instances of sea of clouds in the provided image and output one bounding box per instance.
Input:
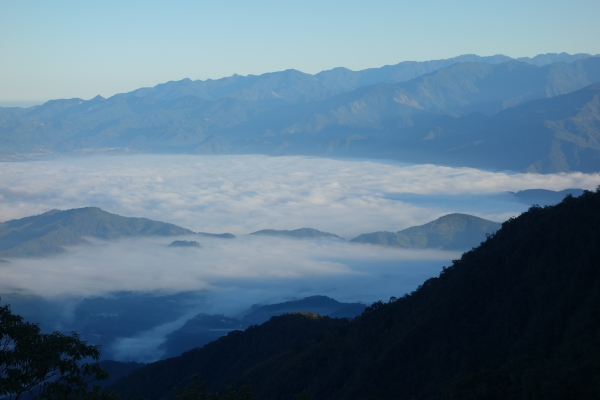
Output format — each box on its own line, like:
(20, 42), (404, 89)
(2, 154), (599, 238)
(1, 154), (599, 361)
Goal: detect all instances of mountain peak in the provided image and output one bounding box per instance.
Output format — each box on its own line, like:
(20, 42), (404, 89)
(0, 207), (194, 257)
(350, 213), (500, 250)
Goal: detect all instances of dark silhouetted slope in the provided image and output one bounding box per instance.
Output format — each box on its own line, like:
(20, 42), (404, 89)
(112, 313), (348, 399)
(97, 361), (144, 387)
(113, 189), (600, 399)
(158, 296), (365, 359)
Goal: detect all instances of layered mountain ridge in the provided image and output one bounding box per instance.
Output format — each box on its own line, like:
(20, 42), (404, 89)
(1, 53), (599, 173)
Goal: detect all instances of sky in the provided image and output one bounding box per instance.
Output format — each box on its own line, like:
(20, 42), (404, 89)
(1, 0), (599, 104)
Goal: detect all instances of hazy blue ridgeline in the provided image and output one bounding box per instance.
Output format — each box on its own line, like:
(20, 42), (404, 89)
(350, 213), (501, 250)
(1, 53), (599, 173)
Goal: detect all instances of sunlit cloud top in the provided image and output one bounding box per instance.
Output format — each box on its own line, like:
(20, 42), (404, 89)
(1, 155), (598, 238)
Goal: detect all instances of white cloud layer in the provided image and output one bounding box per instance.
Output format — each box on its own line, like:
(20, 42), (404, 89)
(0, 235), (454, 303)
(1, 154), (598, 238)
(0, 234), (458, 362)
(2, 154), (598, 361)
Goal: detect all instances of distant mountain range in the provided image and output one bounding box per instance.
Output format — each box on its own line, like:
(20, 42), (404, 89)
(168, 240), (200, 248)
(249, 228), (342, 240)
(0, 207), (232, 257)
(1, 208), (511, 258)
(1, 53), (599, 173)
(510, 188), (585, 206)
(400, 83), (600, 172)
(350, 213), (501, 250)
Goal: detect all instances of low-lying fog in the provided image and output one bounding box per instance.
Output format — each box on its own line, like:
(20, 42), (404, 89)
(0, 235), (456, 303)
(2, 154), (598, 237)
(1, 154), (599, 362)
(1, 235), (456, 362)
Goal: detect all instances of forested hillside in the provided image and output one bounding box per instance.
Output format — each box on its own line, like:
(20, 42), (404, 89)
(112, 188), (600, 399)
(112, 313), (347, 399)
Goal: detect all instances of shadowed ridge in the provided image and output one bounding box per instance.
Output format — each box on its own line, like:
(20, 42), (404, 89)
(111, 313), (348, 400)
(236, 189), (600, 399)
(113, 189), (600, 399)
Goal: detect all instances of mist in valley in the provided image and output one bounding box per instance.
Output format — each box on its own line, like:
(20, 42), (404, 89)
(1, 154), (599, 362)
(2, 154), (599, 236)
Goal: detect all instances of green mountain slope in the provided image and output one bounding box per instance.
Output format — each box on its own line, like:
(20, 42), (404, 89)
(350, 213), (501, 250)
(0, 207), (193, 257)
(249, 228), (342, 240)
(113, 189), (600, 399)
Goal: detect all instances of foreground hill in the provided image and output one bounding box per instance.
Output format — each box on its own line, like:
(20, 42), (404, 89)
(113, 313), (347, 399)
(0, 207), (223, 257)
(350, 213), (500, 250)
(113, 189), (600, 399)
(159, 296), (365, 359)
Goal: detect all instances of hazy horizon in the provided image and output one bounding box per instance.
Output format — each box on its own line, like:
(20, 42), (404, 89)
(2, 1), (599, 102)
(1, 52), (599, 107)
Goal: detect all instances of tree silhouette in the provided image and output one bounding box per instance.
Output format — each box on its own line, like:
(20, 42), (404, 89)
(0, 300), (108, 400)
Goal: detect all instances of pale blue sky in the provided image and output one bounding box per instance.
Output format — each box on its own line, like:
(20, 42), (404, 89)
(1, 0), (599, 103)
